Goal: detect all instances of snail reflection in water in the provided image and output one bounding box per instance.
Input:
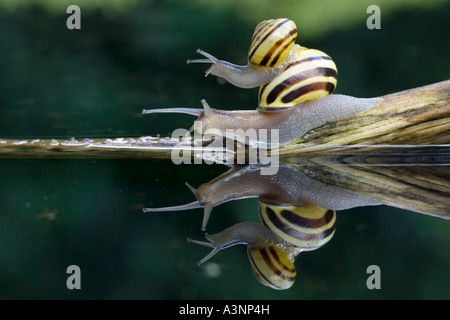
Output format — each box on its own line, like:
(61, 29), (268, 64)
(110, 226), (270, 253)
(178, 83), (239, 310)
(142, 18), (385, 289)
(149, 164), (381, 290)
(146, 157), (449, 289)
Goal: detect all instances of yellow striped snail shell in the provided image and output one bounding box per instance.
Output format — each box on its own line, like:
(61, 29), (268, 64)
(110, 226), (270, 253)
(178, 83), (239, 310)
(248, 18), (297, 69)
(248, 243), (297, 290)
(258, 46), (338, 110)
(258, 200), (336, 250)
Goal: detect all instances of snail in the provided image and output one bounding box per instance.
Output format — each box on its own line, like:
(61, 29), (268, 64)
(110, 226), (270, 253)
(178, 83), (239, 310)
(145, 162), (380, 230)
(145, 162), (381, 289)
(188, 202), (336, 290)
(188, 18), (338, 110)
(142, 18), (382, 147)
(147, 163), (380, 289)
(186, 18), (299, 89)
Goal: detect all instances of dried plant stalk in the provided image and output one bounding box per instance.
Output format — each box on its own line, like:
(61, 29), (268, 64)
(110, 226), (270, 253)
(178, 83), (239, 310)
(281, 80), (450, 155)
(285, 153), (450, 219)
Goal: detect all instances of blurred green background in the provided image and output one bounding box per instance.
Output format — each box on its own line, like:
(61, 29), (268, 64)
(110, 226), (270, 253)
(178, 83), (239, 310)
(0, 0), (449, 299)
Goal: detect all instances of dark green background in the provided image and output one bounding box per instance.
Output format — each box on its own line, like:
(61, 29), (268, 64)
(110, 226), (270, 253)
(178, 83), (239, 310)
(0, 0), (449, 299)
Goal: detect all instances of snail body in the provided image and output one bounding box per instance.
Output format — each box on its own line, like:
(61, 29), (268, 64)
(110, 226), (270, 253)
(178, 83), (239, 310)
(143, 94), (381, 148)
(145, 160), (380, 231)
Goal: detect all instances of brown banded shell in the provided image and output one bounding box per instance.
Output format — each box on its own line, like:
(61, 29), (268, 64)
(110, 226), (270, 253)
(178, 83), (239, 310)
(258, 46), (338, 110)
(258, 199), (337, 250)
(248, 243), (297, 290)
(248, 18), (298, 69)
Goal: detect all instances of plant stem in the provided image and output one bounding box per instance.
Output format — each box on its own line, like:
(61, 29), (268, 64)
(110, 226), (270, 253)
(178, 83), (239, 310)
(281, 80), (450, 155)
